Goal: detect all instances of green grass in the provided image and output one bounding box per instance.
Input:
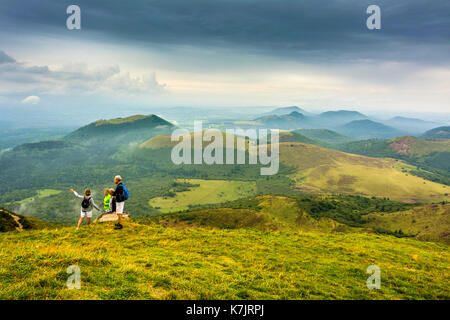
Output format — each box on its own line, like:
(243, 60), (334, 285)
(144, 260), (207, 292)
(149, 179), (257, 213)
(365, 203), (450, 244)
(149, 195), (353, 233)
(280, 143), (448, 202)
(14, 189), (61, 204)
(0, 221), (448, 300)
(94, 115), (150, 126)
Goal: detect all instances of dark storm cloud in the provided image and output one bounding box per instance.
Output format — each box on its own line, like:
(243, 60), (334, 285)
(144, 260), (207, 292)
(1, 0), (450, 62)
(0, 51), (16, 64)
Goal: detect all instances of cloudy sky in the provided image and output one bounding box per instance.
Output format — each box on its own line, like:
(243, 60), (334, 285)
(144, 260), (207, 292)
(1, 0), (449, 124)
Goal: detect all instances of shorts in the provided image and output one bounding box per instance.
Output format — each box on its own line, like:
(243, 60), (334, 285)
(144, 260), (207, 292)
(116, 201), (124, 214)
(81, 210), (92, 218)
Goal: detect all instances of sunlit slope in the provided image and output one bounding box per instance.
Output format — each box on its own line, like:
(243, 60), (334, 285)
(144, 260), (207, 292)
(365, 203), (450, 244)
(0, 221), (448, 299)
(140, 131), (249, 150)
(151, 195), (352, 233)
(149, 179), (257, 213)
(65, 114), (174, 142)
(140, 134), (448, 202)
(279, 143), (448, 202)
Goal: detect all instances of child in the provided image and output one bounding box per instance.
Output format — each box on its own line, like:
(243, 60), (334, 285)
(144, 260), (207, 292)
(70, 188), (100, 230)
(107, 188), (115, 213)
(108, 189), (116, 214)
(102, 188), (112, 213)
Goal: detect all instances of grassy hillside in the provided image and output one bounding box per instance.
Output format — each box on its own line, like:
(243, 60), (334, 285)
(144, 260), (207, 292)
(337, 120), (405, 140)
(422, 126), (450, 139)
(0, 221), (448, 299)
(149, 195), (353, 233)
(295, 129), (355, 145)
(365, 203), (450, 244)
(140, 131), (249, 150)
(255, 111), (310, 129)
(65, 114), (174, 142)
(338, 136), (450, 185)
(0, 207), (57, 232)
(278, 142), (448, 202)
(149, 179), (258, 213)
(278, 131), (321, 145)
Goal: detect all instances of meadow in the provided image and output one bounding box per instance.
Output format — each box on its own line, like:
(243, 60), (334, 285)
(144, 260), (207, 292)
(365, 204), (450, 243)
(0, 221), (448, 300)
(280, 143), (448, 202)
(149, 179), (257, 213)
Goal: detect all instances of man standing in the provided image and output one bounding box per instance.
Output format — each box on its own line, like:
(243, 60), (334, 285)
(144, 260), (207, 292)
(113, 175), (129, 230)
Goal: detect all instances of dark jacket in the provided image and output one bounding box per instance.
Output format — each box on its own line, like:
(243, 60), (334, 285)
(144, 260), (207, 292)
(114, 183), (125, 203)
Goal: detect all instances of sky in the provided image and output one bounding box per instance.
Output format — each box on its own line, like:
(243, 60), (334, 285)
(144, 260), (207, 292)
(0, 0), (450, 125)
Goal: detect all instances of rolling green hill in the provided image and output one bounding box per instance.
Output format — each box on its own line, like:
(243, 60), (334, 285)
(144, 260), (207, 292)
(0, 207), (57, 232)
(262, 106), (315, 116)
(0, 114), (177, 197)
(278, 131), (321, 145)
(278, 142), (448, 202)
(295, 129), (355, 145)
(0, 220), (448, 299)
(65, 114), (174, 143)
(149, 179), (258, 213)
(150, 195), (356, 233)
(140, 133), (449, 202)
(364, 203), (450, 244)
(254, 111), (311, 129)
(338, 136), (450, 185)
(422, 126), (450, 139)
(317, 110), (367, 122)
(385, 117), (440, 135)
(337, 120), (405, 140)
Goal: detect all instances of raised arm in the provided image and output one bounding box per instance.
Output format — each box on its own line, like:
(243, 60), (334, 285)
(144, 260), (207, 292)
(70, 188), (83, 199)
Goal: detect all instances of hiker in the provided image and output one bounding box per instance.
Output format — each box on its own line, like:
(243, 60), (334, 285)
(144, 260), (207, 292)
(113, 175), (129, 230)
(109, 189), (116, 214)
(70, 188), (100, 230)
(102, 188), (112, 213)
(95, 189), (115, 222)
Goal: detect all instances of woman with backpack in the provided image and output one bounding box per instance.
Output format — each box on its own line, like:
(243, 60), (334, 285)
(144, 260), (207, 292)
(70, 188), (100, 230)
(113, 175), (129, 230)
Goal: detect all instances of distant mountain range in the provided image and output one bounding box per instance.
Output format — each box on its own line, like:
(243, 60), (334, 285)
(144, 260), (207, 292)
(261, 106), (315, 117)
(384, 117), (441, 135)
(255, 111), (309, 129)
(422, 126), (450, 140)
(253, 107), (447, 139)
(295, 129), (355, 145)
(336, 119), (406, 140)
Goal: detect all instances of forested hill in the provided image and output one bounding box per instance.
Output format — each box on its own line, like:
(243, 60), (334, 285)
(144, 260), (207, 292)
(64, 114), (174, 142)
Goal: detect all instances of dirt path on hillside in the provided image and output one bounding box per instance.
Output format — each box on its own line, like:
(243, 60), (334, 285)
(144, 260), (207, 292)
(9, 213), (23, 231)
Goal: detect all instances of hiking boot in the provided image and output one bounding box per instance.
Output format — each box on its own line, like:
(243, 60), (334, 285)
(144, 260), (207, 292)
(114, 224), (123, 230)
